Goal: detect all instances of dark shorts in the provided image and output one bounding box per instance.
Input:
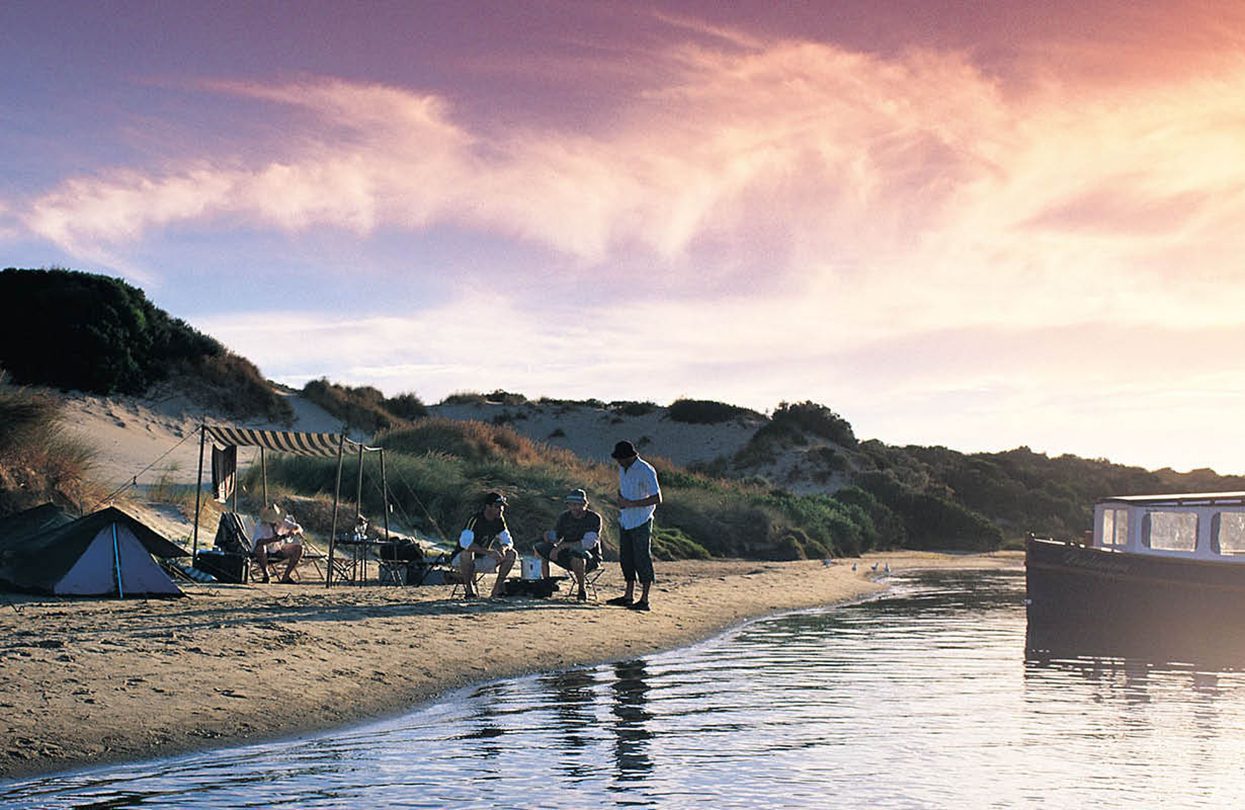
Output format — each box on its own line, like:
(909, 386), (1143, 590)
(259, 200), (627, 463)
(618, 520), (654, 584)
(534, 540), (599, 573)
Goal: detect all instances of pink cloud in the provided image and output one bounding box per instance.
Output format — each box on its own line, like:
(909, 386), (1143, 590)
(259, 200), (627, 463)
(13, 21), (1245, 335)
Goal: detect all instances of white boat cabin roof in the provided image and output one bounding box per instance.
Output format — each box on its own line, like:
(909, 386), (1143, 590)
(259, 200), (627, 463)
(1097, 492), (1245, 508)
(1092, 491), (1245, 560)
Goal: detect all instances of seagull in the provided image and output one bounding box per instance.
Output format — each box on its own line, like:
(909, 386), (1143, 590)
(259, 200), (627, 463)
(884, 563), (891, 573)
(851, 563), (858, 572)
(870, 563), (879, 572)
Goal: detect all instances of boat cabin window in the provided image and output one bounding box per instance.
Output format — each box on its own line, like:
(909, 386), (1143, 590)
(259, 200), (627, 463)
(1142, 511), (1197, 552)
(1213, 513), (1245, 556)
(1101, 508), (1128, 548)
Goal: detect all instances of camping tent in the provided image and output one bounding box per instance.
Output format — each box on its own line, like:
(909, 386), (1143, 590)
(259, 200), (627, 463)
(0, 504), (187, 597)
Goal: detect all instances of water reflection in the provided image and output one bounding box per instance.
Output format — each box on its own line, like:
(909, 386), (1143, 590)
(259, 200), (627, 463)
(609, 660), (653, 786)
(9, 570), (1245, 808)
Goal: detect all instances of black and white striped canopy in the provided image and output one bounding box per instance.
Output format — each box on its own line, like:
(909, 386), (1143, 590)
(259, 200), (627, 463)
(204, 425), (351, 457)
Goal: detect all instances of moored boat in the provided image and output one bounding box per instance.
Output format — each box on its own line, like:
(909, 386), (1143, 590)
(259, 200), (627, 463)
(1026, 491), (1245, 662)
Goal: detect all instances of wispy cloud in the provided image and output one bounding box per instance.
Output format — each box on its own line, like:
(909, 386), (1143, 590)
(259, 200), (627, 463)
(10, 15), (1245, 471)
(18, 30), (1245, 306)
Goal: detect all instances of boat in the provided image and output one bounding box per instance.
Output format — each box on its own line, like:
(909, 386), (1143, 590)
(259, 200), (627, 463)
(1025, 491), (1245, 663)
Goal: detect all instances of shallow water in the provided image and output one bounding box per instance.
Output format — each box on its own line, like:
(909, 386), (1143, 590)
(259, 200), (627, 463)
(6, 570), (1245, 808)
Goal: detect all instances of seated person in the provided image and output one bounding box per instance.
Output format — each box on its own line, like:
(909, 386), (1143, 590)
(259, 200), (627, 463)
(534, 488), (602, 602)
(352, 513), (369, 543)
(252, 503), (305, 583)
(454, 492), (518, 598)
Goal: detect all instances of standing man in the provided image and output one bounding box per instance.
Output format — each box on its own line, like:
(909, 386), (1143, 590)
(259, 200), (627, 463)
(607, 440), (662, 612)
(455, 492), (518, 598)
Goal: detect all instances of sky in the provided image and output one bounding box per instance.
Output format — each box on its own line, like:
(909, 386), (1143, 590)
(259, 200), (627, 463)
(3, 0), (1245, 475)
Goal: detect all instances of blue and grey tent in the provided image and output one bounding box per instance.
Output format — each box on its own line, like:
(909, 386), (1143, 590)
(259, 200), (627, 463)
(0, 504), (186, 597)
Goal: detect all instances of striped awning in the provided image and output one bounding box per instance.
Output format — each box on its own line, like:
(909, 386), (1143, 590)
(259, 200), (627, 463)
(204, 425), (352, 457)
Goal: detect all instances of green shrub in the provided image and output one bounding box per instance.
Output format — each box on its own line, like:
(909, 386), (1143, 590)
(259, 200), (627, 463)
(484, 390), (528, 405)
(609, 400), (657, 416)
(755, 401), (857, 448)
(385, 392), (428, 420)
(1, 268), (213, 395)
(440, 391), (487, 405)
(0, 268), (289, 421)
(302, 379), (428, 434)
(667, 398), (762, 424)
(652, 526), (711, 560)
(536, 396), (606, 410)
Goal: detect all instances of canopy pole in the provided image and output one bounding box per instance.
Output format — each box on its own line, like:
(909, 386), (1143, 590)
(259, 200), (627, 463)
(260, 446), (268, 507)
(191, 424), (206, 559)
(354, 443), (366, 582)
(326, 434), (347, 586)
(380, 449), (390, 543)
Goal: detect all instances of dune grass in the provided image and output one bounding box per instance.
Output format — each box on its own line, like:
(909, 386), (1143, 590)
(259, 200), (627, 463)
(245, 416), (886, 560)
(0, 380), (102, 514)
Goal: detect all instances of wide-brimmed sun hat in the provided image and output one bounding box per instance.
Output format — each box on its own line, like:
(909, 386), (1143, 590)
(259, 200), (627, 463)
(259, 504), (283, 523)
(611, 440), (638, 460)
(564, 488), (588, 503)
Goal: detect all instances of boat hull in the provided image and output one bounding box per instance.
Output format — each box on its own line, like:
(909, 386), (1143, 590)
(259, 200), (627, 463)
(1025, 537), (1245, 664)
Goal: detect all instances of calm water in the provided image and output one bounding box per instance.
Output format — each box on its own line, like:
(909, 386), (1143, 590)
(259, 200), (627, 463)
(7, 569), (1245, 808)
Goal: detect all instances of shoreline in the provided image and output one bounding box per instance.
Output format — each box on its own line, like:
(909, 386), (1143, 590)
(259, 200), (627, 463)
(0, 553), (1020, 780)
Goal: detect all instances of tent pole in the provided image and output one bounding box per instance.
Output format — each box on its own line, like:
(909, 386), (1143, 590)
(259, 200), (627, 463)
(380, 449), (390, 543)
(327, 435), (347, 587)
(260, 447), (268, 507)
(112, 523), (124, 600)
(192, 424), (206, 559)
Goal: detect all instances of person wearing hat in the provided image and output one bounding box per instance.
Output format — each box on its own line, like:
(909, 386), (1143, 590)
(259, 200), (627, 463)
(608, 440), (662, 611)
(251, 503), (305, 583)
(534, 488), (603, 601)
(455, 492), (518, 598)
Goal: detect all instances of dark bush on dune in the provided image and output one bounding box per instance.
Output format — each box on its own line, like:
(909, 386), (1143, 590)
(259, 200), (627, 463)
(751, 400), (857, 449)
(667, 398), (763, 425)
(0, 268), (290, 422)
(302, 379), (427, 433)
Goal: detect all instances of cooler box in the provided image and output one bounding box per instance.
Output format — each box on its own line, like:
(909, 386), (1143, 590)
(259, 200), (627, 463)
(195, 549), (248, 584)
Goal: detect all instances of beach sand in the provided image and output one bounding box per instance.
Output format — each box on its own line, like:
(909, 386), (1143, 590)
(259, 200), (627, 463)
(0, 552), (1019, 779)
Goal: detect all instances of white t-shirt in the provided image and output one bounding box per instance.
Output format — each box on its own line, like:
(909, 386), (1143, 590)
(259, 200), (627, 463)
(252, 516), (302, 550)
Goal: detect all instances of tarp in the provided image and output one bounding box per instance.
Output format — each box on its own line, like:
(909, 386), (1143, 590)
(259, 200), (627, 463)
(0, 504), (186, 597)
(204, 425), (350, 457)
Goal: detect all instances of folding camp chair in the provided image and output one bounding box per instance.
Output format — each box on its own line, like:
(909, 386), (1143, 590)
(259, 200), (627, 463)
(582, 551), (606, 600)
(558, 547), (604, 601)
(448, 547), (505, 598)
(449, 559), (489, 598)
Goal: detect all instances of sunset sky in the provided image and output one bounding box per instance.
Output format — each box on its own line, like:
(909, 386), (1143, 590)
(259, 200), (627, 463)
(3, 1), (1244, 474)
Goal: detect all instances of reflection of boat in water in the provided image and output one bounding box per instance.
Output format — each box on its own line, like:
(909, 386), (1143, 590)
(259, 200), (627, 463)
(1026, 492), (1245, 665)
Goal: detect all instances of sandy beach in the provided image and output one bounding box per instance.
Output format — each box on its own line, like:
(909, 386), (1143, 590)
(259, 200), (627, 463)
(0, 552), (1019, 779)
